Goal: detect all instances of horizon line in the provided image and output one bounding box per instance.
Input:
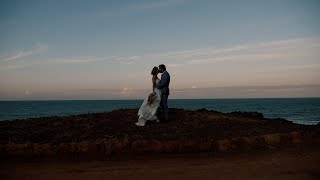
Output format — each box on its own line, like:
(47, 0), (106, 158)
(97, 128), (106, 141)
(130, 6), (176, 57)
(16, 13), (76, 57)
(1, 96), (320, 101)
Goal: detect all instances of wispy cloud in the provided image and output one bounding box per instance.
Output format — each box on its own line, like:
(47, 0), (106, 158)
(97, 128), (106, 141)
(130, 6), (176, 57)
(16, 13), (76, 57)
(73, 37), (319, 66)
(47, 55), (142, 65)
(167, 64), (180, 67)
(120, 87), (133, 97)
(0, 43), (48, 62)
(0, 43), (49, 70)
(3, 84), (318, 100)
(168, 84), (320, 99)
(1, 37), (320, 71)
(128, 0), (188, 11)
(66, 37), (320, 66)
(0, 51), (33, 63)
(187, 39), (320, 65)
(49, 56), (108, 64)
(141, 37), (320, 65)
(87, 0), (190, 19)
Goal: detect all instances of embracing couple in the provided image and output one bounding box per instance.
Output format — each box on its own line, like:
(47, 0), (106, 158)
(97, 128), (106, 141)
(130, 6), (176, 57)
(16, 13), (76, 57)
(135, 64), (170, 126)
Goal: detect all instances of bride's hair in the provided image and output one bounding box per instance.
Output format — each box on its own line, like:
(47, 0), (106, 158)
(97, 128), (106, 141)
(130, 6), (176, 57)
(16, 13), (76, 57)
(151, 66), (158, 75)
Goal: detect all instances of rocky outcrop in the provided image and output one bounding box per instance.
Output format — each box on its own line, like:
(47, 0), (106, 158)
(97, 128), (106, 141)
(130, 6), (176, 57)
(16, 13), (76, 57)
(0, 108), (319, 160)
(1, 131), (319, 161)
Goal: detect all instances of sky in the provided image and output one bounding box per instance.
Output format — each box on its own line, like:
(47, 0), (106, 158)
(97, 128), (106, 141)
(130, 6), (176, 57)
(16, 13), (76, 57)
(1, 0), (320, 100)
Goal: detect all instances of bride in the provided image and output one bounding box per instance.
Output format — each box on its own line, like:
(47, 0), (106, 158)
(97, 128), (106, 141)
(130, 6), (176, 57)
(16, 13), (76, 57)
(135, 66), (162, 126)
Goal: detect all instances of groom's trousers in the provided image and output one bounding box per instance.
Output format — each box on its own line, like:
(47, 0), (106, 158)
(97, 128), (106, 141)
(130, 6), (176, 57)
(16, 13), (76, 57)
(160, 95), (169, 121)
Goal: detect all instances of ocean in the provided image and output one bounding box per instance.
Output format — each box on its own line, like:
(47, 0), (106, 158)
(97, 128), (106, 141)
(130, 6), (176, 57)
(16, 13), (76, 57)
(0, 98), (319, 125)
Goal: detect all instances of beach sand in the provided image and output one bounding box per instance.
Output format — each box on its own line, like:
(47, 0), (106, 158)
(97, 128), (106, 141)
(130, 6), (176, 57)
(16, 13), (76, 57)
(1, 145), (320, 180)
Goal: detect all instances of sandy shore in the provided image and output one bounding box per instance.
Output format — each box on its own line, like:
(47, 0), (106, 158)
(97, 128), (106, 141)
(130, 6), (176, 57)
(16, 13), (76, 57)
(1, 145), (320, 180)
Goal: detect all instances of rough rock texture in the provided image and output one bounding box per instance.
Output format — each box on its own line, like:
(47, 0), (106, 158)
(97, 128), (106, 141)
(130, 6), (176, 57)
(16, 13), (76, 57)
(1, 108), (318, 144)
(0, 108), (319, 160)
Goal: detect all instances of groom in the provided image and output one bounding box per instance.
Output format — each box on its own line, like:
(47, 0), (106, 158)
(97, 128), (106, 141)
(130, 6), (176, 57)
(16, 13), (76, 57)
(157, 64), (170, 122)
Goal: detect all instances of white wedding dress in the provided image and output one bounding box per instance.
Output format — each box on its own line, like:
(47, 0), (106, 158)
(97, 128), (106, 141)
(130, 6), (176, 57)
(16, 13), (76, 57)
(135, 78), (162, 126)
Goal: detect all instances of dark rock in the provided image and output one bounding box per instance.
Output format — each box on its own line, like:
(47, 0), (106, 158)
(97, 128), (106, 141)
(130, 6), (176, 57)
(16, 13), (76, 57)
(0, 108), (318, 145)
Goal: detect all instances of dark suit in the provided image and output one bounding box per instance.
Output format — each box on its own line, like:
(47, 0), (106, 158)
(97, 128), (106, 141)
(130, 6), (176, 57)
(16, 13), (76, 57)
(156, 71), (170, 121)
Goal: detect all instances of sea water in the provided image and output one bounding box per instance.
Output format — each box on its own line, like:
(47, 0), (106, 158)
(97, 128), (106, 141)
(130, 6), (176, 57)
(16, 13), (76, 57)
(0, 98), (319, 125)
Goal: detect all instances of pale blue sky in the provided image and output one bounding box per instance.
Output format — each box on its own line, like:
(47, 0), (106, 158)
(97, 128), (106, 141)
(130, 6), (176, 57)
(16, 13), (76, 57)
(1, 0), (320, 100)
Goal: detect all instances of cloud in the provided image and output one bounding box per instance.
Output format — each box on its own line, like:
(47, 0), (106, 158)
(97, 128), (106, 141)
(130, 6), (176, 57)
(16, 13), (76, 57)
(120, 87), (133, 97)
(256, 63), (320, 73)
(3, 84), (318, 100)
(117, 56), (141, 65)
(48, 55), (142, 65)
(49, 56), (105, 64)
(24, 89), (30, 96)
(92, 37), (320, 66)
(2, 37), (319, 71)
(160, 37), (320, 65)
(128, 0), (188, 11)
(169, 84), (320, 99)
(187, 52), (301, 65)
(87, 0), (190, 19)
(0, 43), (48, 62)
(0, 43), (49, 70)
(0, 52), (142, 70)
(167, 64), (180, 68)
(0, 51), (33, 62)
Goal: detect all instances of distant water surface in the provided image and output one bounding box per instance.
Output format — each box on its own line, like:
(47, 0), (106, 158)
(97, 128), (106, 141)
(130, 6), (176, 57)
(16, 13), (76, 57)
(0, 98), (319, 125)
